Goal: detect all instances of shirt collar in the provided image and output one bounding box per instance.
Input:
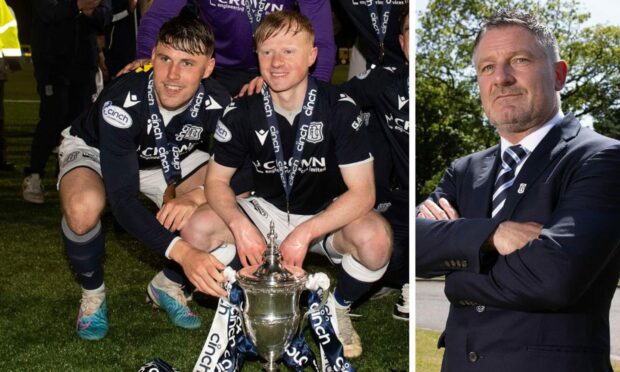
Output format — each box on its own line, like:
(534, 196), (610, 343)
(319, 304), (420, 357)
(500, 110), (564, 154)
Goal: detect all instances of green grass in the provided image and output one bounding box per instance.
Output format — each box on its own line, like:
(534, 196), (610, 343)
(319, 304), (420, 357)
(0, 63), (409, 370)
(416, 328), (620, 372)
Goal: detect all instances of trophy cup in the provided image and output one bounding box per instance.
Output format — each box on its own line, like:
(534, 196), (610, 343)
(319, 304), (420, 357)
(236, 222), (309, 371)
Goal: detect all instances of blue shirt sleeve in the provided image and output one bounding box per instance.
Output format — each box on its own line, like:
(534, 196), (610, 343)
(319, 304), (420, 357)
(97, 99), (177, 256)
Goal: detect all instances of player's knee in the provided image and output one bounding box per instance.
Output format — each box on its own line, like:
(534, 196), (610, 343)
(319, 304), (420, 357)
(63, 195), (103, 235)
(181, 208), (221, 249)
(354, 220), (392, 270)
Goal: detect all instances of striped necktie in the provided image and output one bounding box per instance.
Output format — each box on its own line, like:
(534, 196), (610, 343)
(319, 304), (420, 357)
(491, 145), (529, 217)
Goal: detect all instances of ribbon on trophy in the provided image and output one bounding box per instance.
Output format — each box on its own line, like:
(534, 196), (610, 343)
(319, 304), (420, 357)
(193, 268), (257, 372)
(193, 269), (355, 371)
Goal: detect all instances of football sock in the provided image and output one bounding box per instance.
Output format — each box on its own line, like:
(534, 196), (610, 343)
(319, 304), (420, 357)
(335, 254), (389, 306)
(62, 217), (104, 290)
(163, 260), (186, 286)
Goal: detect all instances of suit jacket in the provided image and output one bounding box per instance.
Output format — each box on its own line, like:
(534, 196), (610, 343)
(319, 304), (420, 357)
(416, 114), (620, 372)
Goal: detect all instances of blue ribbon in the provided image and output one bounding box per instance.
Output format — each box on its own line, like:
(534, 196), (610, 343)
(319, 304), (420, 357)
(213, 283), (258, 371)
(306, 289), (356, 372)
(213, 284), (354, 371)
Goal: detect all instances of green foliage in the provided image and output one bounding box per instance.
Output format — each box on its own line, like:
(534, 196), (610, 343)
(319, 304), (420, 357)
(416, 0), (620, 200)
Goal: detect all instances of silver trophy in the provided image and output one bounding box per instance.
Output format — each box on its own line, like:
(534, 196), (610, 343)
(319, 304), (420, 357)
(236, 222), (309, 372)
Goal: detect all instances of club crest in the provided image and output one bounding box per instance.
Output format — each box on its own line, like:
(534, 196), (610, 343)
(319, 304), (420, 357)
(306, 122), (324, 144)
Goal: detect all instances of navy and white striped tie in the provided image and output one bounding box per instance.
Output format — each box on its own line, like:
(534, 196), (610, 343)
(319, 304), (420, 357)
(491, 145), (529, 217)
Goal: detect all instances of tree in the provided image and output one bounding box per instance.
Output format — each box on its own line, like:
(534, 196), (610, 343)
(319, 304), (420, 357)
(416, 0), (620, 201)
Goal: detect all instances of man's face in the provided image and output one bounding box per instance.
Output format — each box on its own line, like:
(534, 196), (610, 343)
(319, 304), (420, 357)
(151, 43), (215, 111)
(399, 15), (409, 61)
(474, 26), (567, 141)
(257, 28), (318, 94)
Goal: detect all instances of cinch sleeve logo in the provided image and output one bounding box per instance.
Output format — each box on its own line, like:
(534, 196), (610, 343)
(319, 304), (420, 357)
(102, 101), (133, 129)
(214, 121), (232, 143)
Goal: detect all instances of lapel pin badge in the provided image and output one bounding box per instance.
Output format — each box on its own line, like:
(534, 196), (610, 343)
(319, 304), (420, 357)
(517, 183), (527, 194)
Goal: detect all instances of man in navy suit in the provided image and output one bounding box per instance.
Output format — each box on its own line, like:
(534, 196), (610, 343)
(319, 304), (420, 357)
(416, 10), (620, 372)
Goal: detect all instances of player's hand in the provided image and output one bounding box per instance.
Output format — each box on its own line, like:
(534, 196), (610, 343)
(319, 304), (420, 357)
(417, 198), (460, 220)
(236, 76), (264, 97)
(170, 240), (228, 297)
(490, 221), (543, 255)
(231, 219), (267, 267)
(117, 58), (151, 77)
(156, 198), (199, 232)
(280, 226), (312, 267)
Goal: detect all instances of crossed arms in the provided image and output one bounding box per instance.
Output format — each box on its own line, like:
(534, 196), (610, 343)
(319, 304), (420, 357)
(416, 144), (620, 312)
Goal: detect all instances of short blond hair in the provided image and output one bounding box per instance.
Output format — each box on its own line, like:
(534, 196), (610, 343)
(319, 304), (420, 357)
(254, 10), (314, 48)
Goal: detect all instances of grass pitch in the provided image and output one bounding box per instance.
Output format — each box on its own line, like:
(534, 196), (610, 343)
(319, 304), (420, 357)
(0, 64), (409, 371)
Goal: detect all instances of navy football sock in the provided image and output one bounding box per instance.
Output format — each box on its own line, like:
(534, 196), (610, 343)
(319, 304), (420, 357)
(163, 260), (186, 286)
(62, 217), (104, 290)
(335, 254), (389, 306)
(335, 268), (374, 306)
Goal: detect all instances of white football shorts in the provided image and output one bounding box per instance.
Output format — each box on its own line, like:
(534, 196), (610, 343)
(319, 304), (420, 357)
(57, 127), (209, 207)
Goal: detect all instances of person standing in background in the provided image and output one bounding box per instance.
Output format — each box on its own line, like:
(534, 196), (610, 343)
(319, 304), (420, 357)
(124, 0), (335, 96)
(22, 0), (111, 204)
(0, 0), (21, 171)
(335, 0), (408, 78)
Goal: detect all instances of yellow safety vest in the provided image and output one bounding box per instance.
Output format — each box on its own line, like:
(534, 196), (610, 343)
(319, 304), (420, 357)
(0, 0), (21, 57)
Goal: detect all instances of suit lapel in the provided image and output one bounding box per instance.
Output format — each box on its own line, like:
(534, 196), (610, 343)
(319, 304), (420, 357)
(472, 146), (500, 218)
(496, 114), (581, 220)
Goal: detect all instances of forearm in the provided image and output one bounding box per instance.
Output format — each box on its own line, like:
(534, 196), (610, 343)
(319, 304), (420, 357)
(176, 185), (206, 206)
(416, 217), (500, 277)
(205, 179), (247, 230)
(299, 187), (374, 242)
(108, 189), (177, 256)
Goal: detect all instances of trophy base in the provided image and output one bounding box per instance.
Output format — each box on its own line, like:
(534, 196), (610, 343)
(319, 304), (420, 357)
(263, 359), (280, 372)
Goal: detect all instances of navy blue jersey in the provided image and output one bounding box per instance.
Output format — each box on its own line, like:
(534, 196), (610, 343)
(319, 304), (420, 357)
(335, 0), (408, 67)
(213, 81), (372, 215)
(70, 67), (230, 256)
(340, 65), (409, 191)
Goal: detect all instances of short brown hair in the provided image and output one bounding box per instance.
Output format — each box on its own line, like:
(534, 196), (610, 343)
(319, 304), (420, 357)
(399, 7), (409, 35)
(254, 10), (314, 48)
(157, 14), (215, 57)
(473, 10), (559, 63)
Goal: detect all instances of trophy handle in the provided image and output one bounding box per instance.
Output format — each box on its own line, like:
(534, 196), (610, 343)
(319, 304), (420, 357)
(297, 272), (330, 332)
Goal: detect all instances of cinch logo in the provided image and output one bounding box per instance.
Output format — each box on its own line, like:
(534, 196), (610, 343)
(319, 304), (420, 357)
(285, 346), (309, 365)
(310, 310), (331, 345)
(102, 101), (132, 129)
(214, 121), (232, 142)
(147, 114), (163, 140)
(147, 78), (155, 105)
(140, 143), (196, 159)
(252, 156), (326, 174)
(269, 126), (280, 152)
(196, 333), (222, 371)
(190, 92), (204, 118)
(263, 93), (274, 118)
(302, 88), (317, 116)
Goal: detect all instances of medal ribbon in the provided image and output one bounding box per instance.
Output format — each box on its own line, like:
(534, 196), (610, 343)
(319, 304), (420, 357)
(244, 0), (269, 33)
(366, 0), (391, 63)
(262, 77), (318, 213)
(146, 71), (205, 186)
